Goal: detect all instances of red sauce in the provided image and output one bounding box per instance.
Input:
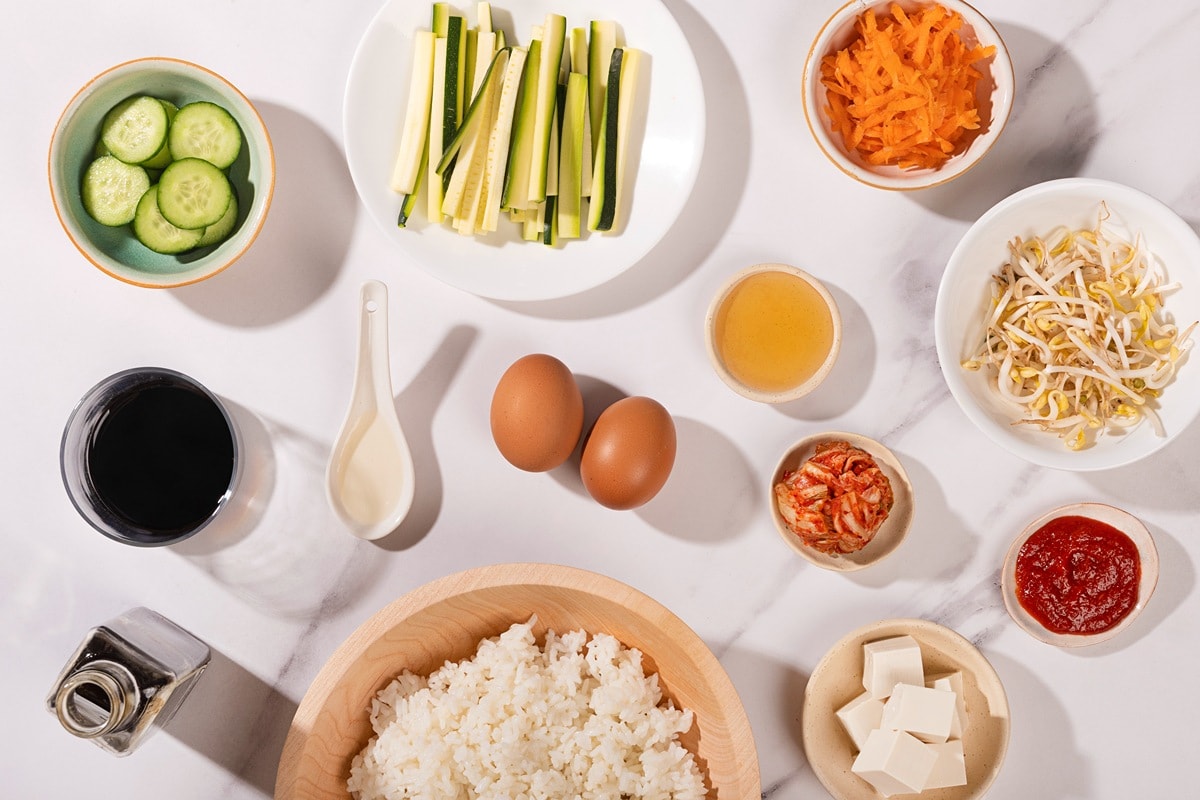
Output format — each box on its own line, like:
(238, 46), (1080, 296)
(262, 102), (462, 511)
(1014, 515), (1140, 635)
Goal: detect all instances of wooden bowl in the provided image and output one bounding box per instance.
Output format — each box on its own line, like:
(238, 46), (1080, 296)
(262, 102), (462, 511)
(275, 563), (761, 799)
(803, 619), (1010, 799)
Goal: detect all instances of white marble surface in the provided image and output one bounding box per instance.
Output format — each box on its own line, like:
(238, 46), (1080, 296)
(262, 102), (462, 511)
(3, 0), (1198, 797)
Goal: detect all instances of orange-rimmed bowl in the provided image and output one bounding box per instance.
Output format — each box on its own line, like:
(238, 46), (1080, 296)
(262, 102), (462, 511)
(49, 57), (275, 288)
(801, 0), (1014, 191)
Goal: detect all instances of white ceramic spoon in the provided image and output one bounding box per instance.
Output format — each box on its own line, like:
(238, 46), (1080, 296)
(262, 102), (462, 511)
(326, 280), (415, 540)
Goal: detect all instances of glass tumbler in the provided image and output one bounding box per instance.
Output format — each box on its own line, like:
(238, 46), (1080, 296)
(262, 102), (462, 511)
(60, 366), (243, 546)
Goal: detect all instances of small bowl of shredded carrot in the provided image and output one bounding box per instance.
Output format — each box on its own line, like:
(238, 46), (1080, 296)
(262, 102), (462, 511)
(802, 0), (1014, 190)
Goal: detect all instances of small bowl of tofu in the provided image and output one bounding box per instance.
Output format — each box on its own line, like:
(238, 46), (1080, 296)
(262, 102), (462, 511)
(802, 618), (1010, 799)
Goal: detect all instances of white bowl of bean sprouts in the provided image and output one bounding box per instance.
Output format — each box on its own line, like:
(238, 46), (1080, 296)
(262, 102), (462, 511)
(935, 178), (1200, 471)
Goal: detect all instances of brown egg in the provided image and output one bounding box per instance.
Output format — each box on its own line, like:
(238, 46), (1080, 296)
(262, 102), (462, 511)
(490, 354), (584, 472)
(580, 396), (676, 510)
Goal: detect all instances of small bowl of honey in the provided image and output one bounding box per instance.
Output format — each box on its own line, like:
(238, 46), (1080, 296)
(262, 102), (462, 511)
(705, 263), (842, 403)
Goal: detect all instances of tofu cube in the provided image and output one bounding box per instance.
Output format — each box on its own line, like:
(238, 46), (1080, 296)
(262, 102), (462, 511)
(862, 636), (924, 700)
(926, 671), (967, 739)
(836, 691), (885, 751)
(880, 683), (958, 744)
(924, 739), (968, 789)
(851, 728), (938, 796)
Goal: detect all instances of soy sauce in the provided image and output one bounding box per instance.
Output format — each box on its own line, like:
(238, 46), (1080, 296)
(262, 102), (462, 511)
(86, 380), (235, 539)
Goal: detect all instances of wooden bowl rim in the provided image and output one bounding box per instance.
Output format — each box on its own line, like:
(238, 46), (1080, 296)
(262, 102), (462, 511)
(275, 562), (762, 799)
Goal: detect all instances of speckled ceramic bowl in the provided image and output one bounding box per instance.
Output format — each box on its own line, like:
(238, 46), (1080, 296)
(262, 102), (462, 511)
(769, 432), (914, 571)
(49, 57), (275, 287)
(803, 618), (1010, 799)
(801, 0), (1014, 190)
(705, 263), (842, 403)
(1001, 502), (1159, 647)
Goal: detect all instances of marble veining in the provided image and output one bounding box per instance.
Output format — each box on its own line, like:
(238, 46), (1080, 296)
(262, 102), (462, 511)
(5, 0), (1200, 798)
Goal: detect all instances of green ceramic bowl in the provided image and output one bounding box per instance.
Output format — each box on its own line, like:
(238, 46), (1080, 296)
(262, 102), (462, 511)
(49, 57), (275, 287)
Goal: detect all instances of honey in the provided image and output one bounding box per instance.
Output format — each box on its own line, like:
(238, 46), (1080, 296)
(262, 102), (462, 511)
(714, 269), (836, 394)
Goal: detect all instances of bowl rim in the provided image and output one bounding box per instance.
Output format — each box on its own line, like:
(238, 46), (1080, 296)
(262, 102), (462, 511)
(47, 56), (276, 288)
(933, 176), (1200, 471)
(800, 0), (1015, 191)
(802, 617), (1011, 800)
(704, 262), (843, 403)
(768, 431), (914, 571)
(275, 562), (762, 799)
(1000, 502), (1160, 647)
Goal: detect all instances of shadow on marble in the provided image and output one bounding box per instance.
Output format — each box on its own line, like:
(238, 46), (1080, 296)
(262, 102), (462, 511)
(1084, 416), (1200, 513)
(774, 285), (875, 421)
(984, 651), (1092, 799)
(548, 376), (757, 543)
(715, 644), (811, 798)
(909, 25), (1097, 223)
(372, 325), (479, 551)
(171, 102), (357, 327)
(638, 417), (758, 543)
(495, 0), (751, 320)
(166, 646), (298, 798)
(844, 451), (976, 590)
(172, 404), (383, 617)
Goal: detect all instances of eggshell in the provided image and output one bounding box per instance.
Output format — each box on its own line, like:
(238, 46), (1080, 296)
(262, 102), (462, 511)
(490, 354), (584, 472)
(580, 396), (676, 510)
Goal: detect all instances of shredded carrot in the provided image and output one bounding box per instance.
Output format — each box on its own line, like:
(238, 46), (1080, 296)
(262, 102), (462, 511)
(819, 3), (996, 171)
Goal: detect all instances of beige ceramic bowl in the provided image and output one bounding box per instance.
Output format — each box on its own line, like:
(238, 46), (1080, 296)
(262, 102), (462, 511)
(803, 618), (1011, 800)
(801, 0), (1014, 190)
(49, 57), (275, 287)
(275, 563), (761, 800)
(1001, 502), (1159, 647)
(770, 432), (914, 571)
(705, 263), (842, 403)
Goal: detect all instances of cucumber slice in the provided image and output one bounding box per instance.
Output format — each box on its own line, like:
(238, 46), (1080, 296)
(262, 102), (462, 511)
(156, 158), (232, 229)
(197, 185), (239, 247)
(140, 100), (179, 170)
(133, 185), (204, 254)
(81, 155), (151, 227)
(167, 101), (243, 169)
(100, 96), (169, 165)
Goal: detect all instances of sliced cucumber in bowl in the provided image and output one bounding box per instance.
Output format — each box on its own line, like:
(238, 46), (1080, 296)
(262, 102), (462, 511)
(156, 157), (233, 230)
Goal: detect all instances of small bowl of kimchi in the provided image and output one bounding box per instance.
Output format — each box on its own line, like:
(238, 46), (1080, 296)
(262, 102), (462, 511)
(769, 432), (915, 571)
(801, 0), (1014, 190)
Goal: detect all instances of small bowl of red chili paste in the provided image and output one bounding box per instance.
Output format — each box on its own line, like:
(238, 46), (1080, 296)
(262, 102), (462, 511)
(1002, 503), (1159, 646)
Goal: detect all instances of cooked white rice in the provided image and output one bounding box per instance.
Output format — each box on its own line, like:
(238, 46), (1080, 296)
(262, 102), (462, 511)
(347, 618), (706, 800)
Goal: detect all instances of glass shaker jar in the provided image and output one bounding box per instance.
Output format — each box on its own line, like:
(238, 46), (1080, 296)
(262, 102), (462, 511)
(46, 607), (210, 756)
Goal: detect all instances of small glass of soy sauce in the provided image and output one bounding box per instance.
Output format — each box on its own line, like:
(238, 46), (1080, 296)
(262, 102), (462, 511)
(60, 367), (241, 547)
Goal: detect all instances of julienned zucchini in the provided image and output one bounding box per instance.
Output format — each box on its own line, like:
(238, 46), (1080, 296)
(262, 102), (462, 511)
(587, 48), (622, 232)
(391, 5), (641, 243)
(390, 30), (436, 195)
(557, 73), (586, 239)
(526, 13), (566, 205)
(501, 36), (541, 211)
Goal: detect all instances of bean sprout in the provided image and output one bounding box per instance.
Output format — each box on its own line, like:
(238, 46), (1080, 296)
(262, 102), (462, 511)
(962, 205), (1195, 450)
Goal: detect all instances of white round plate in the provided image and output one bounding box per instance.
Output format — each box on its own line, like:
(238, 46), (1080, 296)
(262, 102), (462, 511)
(343, 0), (705, 301)
(935, 178), (1200, 470)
